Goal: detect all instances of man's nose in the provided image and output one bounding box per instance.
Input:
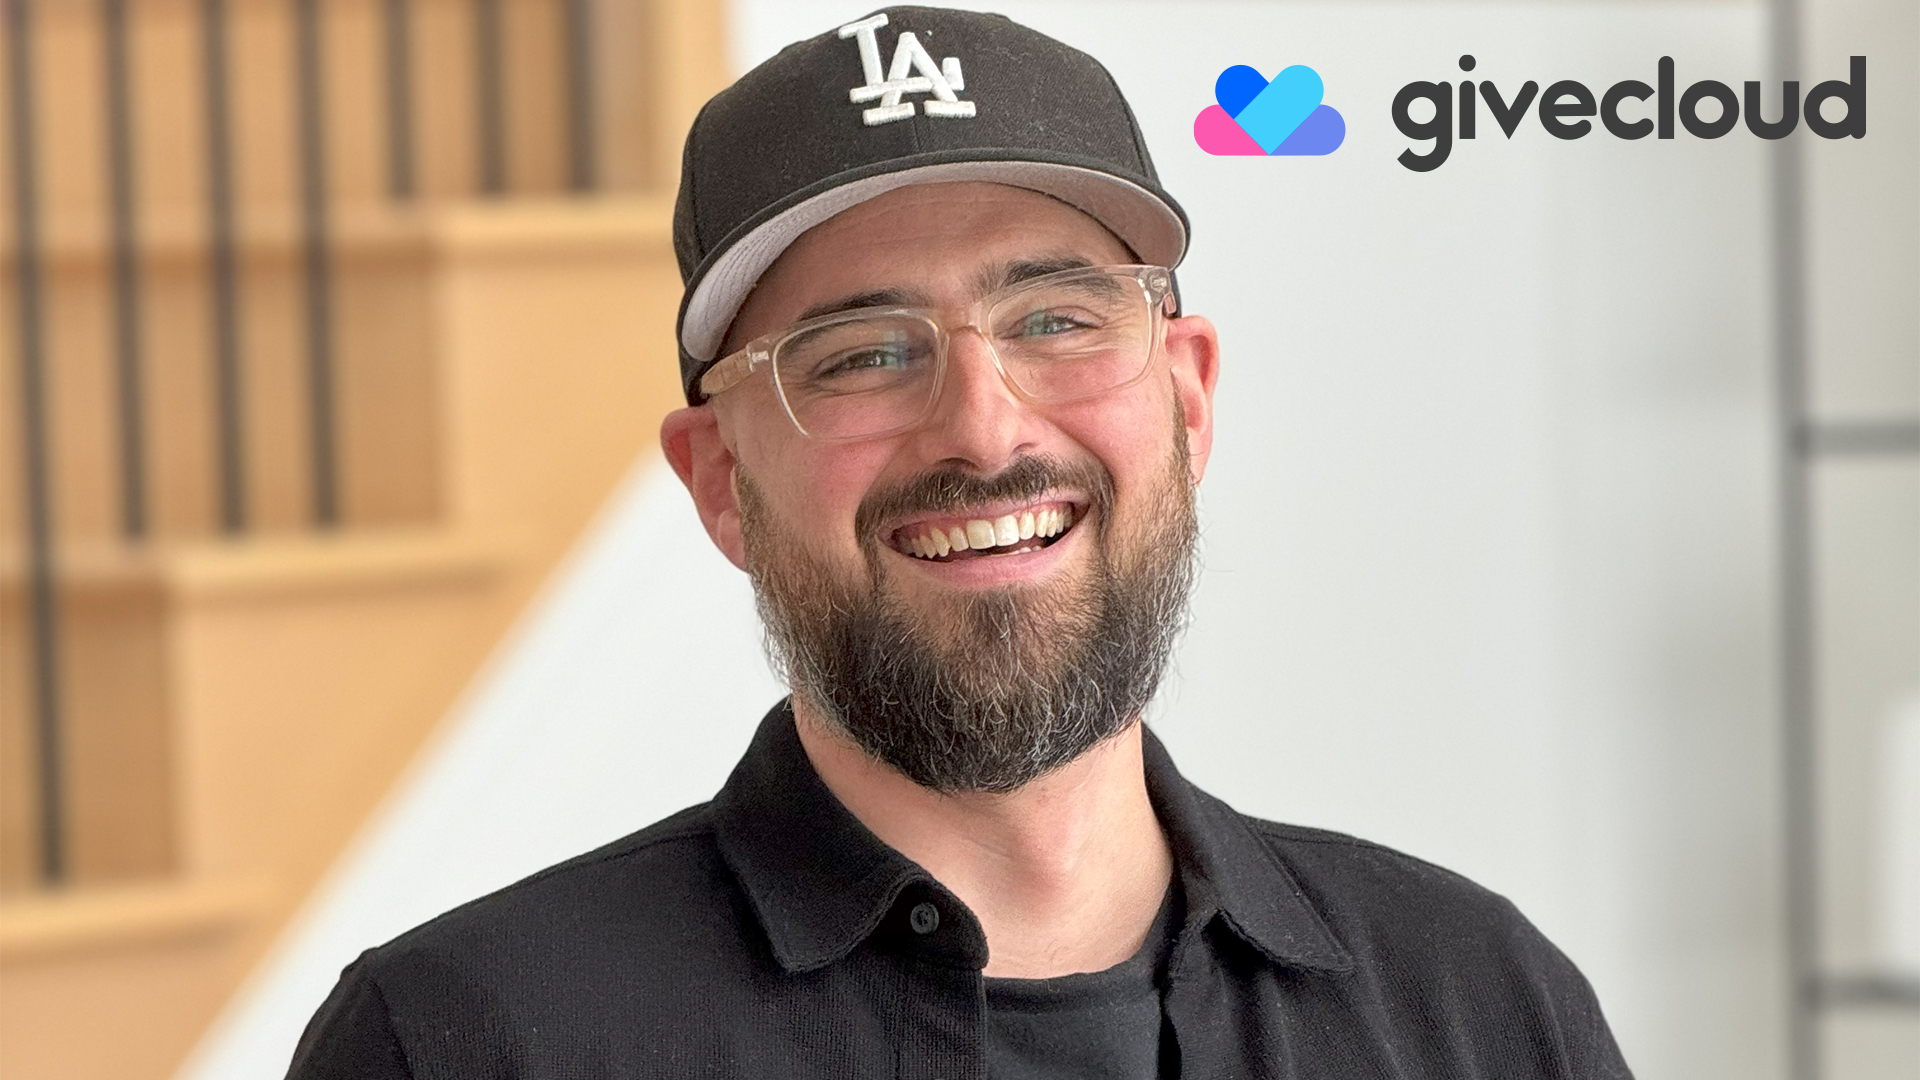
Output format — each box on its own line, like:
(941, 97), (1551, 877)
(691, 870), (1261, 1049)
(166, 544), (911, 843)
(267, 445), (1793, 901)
(918, 327), (1037, 468)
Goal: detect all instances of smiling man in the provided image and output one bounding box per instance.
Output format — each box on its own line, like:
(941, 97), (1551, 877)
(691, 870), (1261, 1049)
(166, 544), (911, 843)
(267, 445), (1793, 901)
(289, 8), (1631, 1079)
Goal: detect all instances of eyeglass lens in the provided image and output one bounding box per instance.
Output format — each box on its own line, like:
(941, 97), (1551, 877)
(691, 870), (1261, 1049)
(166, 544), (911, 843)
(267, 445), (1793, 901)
(770, 269), (1157, 440)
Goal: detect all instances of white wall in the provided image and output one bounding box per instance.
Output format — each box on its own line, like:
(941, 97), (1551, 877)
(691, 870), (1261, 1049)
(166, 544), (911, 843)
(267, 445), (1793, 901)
(184, 3), (1801, 1078)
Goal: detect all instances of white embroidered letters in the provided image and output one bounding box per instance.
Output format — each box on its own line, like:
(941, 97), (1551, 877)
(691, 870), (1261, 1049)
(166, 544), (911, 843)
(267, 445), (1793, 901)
(838, 14), (976, 127)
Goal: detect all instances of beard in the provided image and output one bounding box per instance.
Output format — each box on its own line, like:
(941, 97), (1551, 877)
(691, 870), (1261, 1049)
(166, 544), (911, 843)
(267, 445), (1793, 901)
(736, 418), (1198, 794)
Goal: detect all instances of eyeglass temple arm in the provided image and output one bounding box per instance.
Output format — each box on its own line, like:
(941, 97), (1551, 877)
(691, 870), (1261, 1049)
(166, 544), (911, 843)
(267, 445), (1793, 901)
(698, 349), (756, 399)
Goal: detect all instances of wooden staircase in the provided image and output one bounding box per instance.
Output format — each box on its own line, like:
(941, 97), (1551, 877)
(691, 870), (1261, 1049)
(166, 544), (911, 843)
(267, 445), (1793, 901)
(0, 3), (725, 1077)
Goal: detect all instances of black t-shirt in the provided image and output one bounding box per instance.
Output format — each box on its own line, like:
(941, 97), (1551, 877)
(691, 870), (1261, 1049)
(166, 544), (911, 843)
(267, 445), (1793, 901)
(984, 884), (1181, 1080)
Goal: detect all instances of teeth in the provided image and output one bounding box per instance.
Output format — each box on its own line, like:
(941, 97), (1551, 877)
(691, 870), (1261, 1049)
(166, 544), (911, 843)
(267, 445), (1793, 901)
(993, 515), (1019, 547)
(902, 505), (1077, 558)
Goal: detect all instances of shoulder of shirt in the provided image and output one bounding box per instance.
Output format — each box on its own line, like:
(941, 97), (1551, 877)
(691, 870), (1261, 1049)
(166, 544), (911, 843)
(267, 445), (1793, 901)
(1243, 816), (1498, 893)
(1236, 814), (1550, 948)
(1225, 814), (1623, 1071)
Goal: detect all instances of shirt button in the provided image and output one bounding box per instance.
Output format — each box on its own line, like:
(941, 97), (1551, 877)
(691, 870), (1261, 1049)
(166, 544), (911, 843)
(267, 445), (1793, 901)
(909, 901), (941, 935)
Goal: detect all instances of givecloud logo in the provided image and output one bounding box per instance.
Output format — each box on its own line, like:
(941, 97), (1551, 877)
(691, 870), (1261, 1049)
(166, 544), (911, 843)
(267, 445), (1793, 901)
(1194, 64), (1347, 155)
(1394, 54), (1868, 171)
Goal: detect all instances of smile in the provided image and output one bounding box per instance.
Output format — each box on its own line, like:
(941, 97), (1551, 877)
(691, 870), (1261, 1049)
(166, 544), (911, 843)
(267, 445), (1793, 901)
(887, 501), (1080, 562)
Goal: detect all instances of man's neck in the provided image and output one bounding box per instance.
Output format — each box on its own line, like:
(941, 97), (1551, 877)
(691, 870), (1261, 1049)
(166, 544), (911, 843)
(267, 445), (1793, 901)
(791, 701), (1173, 979)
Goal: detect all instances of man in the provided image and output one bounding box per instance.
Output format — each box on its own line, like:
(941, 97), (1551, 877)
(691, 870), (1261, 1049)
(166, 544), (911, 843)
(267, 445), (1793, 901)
(290, 8), (1631, 1078)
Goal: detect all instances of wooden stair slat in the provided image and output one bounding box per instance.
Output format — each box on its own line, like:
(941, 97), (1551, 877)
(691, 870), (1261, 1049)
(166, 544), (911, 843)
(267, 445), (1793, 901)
(0, 875), (270, 961)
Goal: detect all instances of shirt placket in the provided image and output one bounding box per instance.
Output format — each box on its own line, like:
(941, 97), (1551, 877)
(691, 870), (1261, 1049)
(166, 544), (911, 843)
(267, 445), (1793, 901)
(875, 887), (991, 1080)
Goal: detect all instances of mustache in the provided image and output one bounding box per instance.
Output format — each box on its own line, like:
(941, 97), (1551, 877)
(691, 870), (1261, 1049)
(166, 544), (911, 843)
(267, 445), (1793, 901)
(853, 455), (1115, 543)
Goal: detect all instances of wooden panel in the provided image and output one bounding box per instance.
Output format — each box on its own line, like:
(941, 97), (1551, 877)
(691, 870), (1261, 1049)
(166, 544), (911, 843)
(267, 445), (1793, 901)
(433, 197), (681, 545)
(0, 568), (40, 889)
(0, 876), (267, 1080)
(59, 571), (176, 882)
(0, 937), (249, 1080)
(167, 531), (513, 883)
(335, 217), (444, 525)
(0, 559), (175, 890)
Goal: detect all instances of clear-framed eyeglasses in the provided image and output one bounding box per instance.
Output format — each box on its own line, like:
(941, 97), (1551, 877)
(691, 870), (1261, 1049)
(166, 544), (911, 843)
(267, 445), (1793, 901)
(697, 264), (1177, 442)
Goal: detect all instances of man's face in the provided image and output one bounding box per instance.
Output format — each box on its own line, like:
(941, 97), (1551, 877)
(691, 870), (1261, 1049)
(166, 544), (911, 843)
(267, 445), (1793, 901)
(668, 182), (1219, 791)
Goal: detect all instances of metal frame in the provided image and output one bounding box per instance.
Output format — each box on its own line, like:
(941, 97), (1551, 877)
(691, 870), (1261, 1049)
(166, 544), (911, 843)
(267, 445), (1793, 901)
(296, 0), (339, 527)
(474, 0), (506, 195)
(104, 0), (148, 540)
(564, 0), (596, 192)
(384, 0), (416, 199)
(203, 0), (247, 533)
(1771, 1), (1920, 1075)
(8, 0), (68, 886)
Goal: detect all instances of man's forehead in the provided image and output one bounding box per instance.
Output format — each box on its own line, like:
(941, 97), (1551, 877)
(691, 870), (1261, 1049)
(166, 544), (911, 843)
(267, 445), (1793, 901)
(790, 181), (1129, 259)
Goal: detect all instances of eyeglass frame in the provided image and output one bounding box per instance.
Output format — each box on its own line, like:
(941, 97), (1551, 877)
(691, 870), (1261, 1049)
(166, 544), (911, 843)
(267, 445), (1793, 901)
(695, 263), (1178, 442)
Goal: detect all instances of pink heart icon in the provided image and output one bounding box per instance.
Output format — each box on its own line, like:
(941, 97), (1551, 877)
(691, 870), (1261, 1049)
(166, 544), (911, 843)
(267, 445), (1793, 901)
(1194, 104), (1266, 155)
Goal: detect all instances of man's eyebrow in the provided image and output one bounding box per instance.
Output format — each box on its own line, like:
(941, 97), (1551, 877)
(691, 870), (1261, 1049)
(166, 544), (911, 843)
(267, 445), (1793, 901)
(792, 258), (1097, 323)
(796, 288), (924, 322)
(977, 257), (1095, 295)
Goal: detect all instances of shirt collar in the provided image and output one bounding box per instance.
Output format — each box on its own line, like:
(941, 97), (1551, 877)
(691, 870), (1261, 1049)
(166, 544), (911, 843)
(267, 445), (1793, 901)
(711, 701), (956, 973)
(1139, 730), (1352, 973)
(711, 700), (1351, 975)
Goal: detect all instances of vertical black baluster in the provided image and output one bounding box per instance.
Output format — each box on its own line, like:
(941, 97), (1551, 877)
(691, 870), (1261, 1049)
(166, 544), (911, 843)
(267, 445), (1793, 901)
(474, 0), (505, 195)
(202, 0), (246, 533)
(383, 0), (415, 199)
(295, 0), (337, 527)
(7, 0), (67, 885)
(103, 0), (147, 540)
(563, 0), (594, 192)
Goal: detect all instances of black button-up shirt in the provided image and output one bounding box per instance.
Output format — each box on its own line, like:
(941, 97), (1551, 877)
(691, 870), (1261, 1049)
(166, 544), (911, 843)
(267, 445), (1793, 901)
(289, 702), (1632, 1079)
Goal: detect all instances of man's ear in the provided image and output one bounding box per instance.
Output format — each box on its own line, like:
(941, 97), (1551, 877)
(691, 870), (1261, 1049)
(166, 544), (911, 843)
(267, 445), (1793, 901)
(1163, 315), (1220, 485)
(661, 405), (749, 570)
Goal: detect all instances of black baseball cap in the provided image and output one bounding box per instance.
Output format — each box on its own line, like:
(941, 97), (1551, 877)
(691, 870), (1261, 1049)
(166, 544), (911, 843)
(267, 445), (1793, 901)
(672, 5), (1190, 404)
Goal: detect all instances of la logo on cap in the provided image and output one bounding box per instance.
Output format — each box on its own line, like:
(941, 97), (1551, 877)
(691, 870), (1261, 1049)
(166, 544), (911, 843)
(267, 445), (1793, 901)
(839, 13), (976, 126)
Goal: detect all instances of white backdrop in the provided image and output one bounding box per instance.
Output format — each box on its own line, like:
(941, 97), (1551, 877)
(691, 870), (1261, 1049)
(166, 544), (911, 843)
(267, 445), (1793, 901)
(181, 4), (1788, 1079)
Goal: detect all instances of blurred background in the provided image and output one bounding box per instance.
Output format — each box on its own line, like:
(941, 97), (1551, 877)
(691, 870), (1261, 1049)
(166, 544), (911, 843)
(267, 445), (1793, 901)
(0, 1), (1912, 1078)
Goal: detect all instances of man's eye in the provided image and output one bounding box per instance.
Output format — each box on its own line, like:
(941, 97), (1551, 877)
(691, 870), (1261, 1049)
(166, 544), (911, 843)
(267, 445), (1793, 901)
(819, 343), (913, 377)
(1012, 310), (1092, 338)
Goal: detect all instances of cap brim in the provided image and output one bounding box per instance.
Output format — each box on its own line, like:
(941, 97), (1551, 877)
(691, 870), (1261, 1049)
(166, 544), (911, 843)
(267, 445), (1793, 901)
(679, 158), (1188, 365)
